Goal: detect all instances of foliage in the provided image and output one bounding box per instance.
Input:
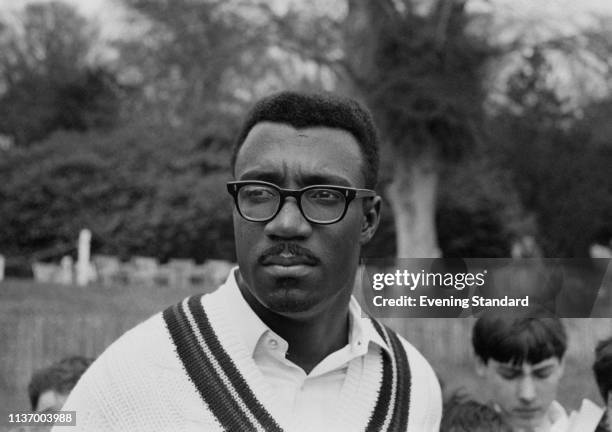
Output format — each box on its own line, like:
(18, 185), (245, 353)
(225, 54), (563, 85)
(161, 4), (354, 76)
(491, 49), (612, 257)
(0, 2), (122, 146)
(436, 156), (527, 257)
(115, 0), (285, 128)
(0, 123), (236, 264)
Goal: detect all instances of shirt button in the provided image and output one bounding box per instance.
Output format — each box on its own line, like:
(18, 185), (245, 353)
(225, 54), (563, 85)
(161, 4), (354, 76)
(268, 339), (278, 349)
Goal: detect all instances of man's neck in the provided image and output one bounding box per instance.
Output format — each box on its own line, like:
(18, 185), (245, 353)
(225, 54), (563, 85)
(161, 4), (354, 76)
(274, 311), (350, 374)
(237, 275), (351, 374)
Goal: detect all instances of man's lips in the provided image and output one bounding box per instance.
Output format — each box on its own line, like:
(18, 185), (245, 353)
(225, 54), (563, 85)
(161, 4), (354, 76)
(258, 243), (319, 267)
(260, 255), (317, 266)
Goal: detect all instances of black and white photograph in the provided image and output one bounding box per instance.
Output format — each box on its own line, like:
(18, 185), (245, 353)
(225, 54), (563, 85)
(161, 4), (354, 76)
(1, 0), (611, 431)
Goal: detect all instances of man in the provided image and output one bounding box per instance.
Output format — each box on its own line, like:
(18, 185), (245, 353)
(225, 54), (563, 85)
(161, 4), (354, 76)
(28, 356), (92, 413)
(568, 335), (612, 431)
(56, 91), (442, 431)
(472, 313), (568, 432)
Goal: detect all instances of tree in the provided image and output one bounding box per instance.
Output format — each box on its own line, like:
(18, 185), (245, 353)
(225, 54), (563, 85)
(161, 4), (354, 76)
(342, 0), (494, 258)
(115, 0), (282, 129)
(0, 2), (121, 146)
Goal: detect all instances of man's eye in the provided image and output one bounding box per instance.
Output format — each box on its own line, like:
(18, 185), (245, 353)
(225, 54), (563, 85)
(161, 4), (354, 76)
(308, 189), (343, 202)
(243, 187), (275, 201)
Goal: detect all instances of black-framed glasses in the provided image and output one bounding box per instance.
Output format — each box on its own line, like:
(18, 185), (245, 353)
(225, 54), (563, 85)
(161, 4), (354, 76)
(226, 180), (376, 225)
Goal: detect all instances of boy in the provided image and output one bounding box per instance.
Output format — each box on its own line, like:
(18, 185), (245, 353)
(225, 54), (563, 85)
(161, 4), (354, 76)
(472, 313), (568, 432)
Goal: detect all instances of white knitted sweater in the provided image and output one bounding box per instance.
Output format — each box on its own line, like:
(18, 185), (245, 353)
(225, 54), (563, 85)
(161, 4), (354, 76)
(56, 285), (441, 431)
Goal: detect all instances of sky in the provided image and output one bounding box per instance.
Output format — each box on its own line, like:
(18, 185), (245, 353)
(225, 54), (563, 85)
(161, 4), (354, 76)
(0, 0), (127, 41)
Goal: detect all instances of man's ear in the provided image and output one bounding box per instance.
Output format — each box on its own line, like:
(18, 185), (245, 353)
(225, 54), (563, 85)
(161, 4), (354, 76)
(360, 196), (382, 246)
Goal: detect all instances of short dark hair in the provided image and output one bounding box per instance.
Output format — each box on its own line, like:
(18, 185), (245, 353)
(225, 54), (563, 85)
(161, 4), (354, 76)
(28, 356), (93, 410)
(593, 336), (612, 401)
(472, 313), (567, 364)
(231, 91), (380, 189)
(441, 392), (512, 432)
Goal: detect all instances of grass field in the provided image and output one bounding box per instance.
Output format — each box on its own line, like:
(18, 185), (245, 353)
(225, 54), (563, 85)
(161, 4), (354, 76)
(0, 278), (212, 425)
(1, 278), (610, 426)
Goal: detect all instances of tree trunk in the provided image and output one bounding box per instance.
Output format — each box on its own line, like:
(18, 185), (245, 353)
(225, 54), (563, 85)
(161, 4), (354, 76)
(386, 154), (441, 258)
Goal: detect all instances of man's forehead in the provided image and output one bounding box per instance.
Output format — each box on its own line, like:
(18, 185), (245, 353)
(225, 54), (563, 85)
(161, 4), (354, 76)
(239, 121), (359, 149)
(235, 121), (365, 185)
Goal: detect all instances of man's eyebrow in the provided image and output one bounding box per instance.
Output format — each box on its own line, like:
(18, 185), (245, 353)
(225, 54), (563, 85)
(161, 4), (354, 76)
(238, 169), (283, 184)
(238, 170), (354, 187)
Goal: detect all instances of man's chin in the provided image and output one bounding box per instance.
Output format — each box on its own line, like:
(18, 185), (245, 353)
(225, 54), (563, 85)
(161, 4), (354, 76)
(262, 289), (322, 315)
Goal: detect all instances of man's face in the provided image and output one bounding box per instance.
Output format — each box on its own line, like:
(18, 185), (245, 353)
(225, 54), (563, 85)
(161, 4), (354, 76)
(232, 122), (380, 319)
(477, 357), (564, 431)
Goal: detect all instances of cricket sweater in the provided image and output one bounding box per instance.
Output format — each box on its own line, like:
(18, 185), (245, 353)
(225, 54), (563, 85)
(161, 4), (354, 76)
(57, 273), (441, 431)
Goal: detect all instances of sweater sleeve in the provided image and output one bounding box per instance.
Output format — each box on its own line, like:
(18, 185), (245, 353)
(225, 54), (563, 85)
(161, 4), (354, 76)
(51, 333), (131, 432)
(400, 338), (443, 432)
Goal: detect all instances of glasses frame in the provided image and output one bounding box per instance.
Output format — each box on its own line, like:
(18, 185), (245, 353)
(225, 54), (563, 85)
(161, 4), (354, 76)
(227, 180), (376, 225)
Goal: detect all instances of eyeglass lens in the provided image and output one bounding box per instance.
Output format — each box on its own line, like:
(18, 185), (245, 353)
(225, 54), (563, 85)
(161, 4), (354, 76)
(237, 184), (346, 222)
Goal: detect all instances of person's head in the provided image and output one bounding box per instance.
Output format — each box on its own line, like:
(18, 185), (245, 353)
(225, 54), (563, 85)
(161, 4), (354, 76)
(593, 336), (612, 409)
(472, 313), (567, 431)
(228, 91), (381, 319)
(441, 392), (512, 432)
(28, 356), (93, 412)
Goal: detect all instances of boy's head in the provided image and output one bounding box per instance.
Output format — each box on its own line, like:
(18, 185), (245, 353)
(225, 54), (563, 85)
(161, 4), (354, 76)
(593, 336), (612, 408)
(472, 313), (567, 431)
(441, 392), (512, 432)
(28, 356), (93, 412)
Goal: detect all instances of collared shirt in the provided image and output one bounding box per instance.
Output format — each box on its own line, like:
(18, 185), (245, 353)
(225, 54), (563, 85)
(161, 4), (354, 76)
(221, 268), (391, 432)
(546, 400), (569, 432)
(567, 399), (607, 432)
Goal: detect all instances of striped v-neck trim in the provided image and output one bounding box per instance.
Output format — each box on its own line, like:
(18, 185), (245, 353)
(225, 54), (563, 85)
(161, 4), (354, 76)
(164, 296), (283, 432)
(367, 319), (412, 432)
(163, 294), (412, 432)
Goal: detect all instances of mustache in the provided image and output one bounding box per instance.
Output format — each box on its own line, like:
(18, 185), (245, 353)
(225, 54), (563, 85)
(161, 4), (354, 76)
(258, 243), (320, 264)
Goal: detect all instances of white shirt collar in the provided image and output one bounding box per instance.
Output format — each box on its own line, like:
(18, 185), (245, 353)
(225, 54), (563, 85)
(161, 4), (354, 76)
(218, 267), (391, 358)
(547, 400), (569, 432)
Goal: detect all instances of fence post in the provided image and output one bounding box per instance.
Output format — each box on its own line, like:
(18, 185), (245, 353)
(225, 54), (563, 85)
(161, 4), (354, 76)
(77, 229), (92, 286)
(0, 254), (4, 281)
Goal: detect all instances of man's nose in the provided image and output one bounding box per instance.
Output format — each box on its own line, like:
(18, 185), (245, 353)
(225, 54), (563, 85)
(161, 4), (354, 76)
(264, 198), (312, 239)
(517, 377), (537, 404)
